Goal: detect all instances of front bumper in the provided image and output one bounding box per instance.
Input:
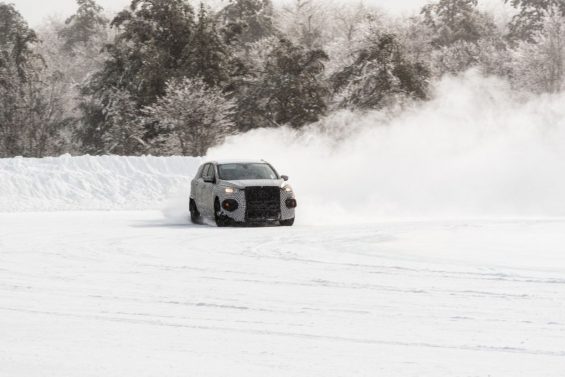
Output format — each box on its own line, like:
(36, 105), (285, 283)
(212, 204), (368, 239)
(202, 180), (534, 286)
(217, 187), (296, 223)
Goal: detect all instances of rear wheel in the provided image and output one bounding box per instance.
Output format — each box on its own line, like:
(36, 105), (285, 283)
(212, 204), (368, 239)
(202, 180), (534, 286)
(280, 218), (295, 226)
(189, 199), (201, 224)
(214, 198), (230, 227)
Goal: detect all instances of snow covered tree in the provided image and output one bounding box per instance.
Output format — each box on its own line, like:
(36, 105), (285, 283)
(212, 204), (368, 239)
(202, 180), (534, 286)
(0, 3), (68, 157)
(475, 38), (513, 78)
(217, 1), (280, 132)
(422, 0), (495, 47)
(35, 15), (112, 156)
(143, 77), (236, 156)
(220, 0), (276, 45)
(324, 8), (386, 80)
(0, 2), (35, 156)
(511, 9), (565, 93)
(8, 0), (565, 158)
(254, 38), (329, 129)
(332, 1), (372, 43)
(431, 39), (481, 75)
(332, 33), (430, 110)
(185, 3), (231, 88)
(228, 36), (329, 131)
(279, 0), (328, 49)
(104, 0), (196, 105)
(58, 0), (109, 52)
(76, 0), (197, 152)
(0, 3), (39, 81)
(506, 0), (565, 42)
(74, 93), (107, 154)
(395, 16), (436, 67)
(101, 89), (146, 155)
(228, 36), (272, 132)
(420, 0), (500, 76)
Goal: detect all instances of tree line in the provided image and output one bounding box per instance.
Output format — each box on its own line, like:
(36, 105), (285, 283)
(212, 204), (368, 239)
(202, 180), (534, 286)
(1, 0), (564, 158)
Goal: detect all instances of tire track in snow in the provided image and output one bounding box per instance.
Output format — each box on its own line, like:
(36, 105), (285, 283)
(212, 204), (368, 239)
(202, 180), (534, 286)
(2, 306), (564, 359)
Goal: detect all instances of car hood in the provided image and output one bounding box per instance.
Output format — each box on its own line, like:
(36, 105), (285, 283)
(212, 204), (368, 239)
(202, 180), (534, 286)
(221, 179), (285, 189)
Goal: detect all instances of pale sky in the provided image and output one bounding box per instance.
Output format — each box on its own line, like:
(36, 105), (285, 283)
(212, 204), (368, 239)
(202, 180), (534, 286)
(11, 0), (509, 27)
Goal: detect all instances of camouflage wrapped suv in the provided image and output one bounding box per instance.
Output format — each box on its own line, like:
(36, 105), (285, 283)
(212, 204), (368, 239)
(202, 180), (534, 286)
(189, 160), (297, 226)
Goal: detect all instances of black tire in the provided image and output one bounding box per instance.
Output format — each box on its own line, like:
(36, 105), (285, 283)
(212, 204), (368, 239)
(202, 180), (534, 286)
(214, 198), (230, 227)
(189, 199), (201, 224)
(280, 218), (295, 226)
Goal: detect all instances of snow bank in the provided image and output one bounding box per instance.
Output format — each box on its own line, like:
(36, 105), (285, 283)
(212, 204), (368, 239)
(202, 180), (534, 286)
(0, 155), (201, 212)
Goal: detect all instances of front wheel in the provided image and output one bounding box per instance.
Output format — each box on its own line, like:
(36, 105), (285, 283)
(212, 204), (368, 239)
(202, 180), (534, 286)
(189, 199), (201, 224)
(280, 218), (295, 226)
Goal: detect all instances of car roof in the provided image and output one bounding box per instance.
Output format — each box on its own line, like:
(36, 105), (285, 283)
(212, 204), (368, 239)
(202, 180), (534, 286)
(205, 159), (269, 165)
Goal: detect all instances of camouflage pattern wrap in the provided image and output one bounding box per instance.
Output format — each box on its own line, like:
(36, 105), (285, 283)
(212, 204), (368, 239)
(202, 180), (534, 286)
(190, 160), (296, 225)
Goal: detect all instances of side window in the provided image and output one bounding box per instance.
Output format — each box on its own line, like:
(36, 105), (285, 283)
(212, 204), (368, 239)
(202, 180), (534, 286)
(201, 164), (210, 179)
(209, 164), (216, 180)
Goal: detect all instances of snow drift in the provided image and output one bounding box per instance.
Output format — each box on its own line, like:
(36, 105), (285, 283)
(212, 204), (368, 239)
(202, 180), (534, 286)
(0, 155), (201, 212)
(2, 71), (565, 220)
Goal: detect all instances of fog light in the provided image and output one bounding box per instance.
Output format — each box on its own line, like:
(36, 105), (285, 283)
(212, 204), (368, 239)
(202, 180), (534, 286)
(285, 198), (297, 209)
(222, 199), (239, 212)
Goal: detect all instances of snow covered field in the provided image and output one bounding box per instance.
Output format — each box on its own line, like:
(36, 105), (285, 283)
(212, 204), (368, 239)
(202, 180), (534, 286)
(2, 212), (565, 376)
(2, 156), (565, 376)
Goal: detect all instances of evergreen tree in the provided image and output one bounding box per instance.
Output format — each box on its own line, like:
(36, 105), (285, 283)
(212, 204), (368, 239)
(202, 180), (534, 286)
(37, 11), (111, 156)
(280, 0), (327, 49)
(431, 40), (481, 75)
(0, 3), (39, 81)
(220, 0), (276, 45)
(102, 89), (146, 155)
(511, 10), (565, 93)
(99, 0), (195, 105)
(218, 0), (279, 132)
(0, 3), (68, 157)
(185, 3), (231, 87)
(332, 33), (430, 110)
(254, 38), (329, 129)
(75, 92), (108, 154)
(76, 0), (196, 152)
(506, 0), (565, 42)
(422, 0), (494, 47)
(58, 0), (108, 52)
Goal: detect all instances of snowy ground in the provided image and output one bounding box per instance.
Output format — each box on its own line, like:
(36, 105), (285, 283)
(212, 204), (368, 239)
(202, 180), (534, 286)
(2, 211), (565, 377)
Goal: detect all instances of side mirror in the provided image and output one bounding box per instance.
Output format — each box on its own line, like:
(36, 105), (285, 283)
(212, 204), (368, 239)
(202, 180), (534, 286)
(204, 177), (215, 184)
(281, 175), (289, 181)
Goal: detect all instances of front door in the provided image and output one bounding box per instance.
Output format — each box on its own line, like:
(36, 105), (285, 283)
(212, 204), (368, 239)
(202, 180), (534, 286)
(201, 164), (216, 217)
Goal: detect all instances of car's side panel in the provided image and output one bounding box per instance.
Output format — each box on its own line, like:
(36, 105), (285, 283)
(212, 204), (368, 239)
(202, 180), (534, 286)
(190, 165), (206, 212)
(192, 164), (207, 212)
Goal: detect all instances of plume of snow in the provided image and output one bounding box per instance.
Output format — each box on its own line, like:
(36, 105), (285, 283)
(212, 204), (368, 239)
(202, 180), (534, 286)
(208, 71), (565, 223)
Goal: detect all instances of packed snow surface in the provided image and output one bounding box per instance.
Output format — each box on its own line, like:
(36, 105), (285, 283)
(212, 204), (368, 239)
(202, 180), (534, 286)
(1, 211), (565, 376)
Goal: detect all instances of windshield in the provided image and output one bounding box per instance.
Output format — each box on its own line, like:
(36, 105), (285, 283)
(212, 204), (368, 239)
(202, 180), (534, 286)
(218, 163), (278, 181)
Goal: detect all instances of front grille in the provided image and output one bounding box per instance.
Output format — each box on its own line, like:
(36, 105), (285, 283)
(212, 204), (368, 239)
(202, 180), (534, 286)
(245, 186), (281, 221)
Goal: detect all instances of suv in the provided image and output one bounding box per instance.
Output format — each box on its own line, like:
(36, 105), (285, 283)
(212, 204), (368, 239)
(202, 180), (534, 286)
(190, 160), (297, 227)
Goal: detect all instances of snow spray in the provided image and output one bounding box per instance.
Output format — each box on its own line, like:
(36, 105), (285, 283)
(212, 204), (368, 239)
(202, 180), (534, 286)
(207, 70), (565, 223)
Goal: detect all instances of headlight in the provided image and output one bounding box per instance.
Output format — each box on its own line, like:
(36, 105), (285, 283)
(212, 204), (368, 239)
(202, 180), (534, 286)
(224, 187), (237, 194)
(282, 185), (293, 193)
